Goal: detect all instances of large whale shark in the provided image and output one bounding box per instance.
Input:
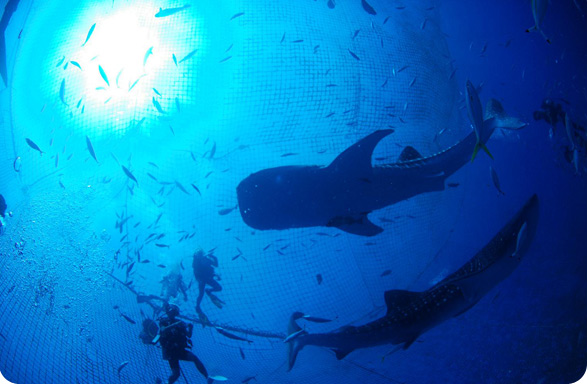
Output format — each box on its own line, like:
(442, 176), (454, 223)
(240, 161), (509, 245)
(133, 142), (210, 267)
(237, 98), (525, 236)
(285, 194), (539, 370)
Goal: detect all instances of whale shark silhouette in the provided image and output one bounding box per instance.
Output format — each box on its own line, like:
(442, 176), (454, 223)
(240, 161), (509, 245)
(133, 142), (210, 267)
(285, 194), (539, 370)
(237, 99), (524, 236)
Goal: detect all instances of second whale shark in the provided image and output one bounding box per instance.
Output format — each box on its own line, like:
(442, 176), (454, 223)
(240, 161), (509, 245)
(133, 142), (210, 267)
(285, 194), (539, 370)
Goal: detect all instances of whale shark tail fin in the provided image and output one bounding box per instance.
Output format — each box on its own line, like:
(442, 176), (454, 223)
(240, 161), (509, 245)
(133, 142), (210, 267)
(286, 312), (308, 371)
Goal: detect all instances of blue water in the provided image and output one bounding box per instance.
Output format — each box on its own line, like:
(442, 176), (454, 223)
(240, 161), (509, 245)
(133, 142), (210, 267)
(0, 1), (585, 384)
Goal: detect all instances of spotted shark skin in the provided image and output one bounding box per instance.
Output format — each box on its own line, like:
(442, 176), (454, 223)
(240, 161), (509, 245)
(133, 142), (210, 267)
(286, 194), (539, 370)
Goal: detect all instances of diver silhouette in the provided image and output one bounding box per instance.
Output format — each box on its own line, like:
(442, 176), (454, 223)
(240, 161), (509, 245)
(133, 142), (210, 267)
(157, 303), (212, 384)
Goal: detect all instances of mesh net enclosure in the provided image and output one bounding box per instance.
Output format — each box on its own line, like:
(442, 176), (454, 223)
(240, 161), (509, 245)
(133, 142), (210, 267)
(1, 0), (567, 383)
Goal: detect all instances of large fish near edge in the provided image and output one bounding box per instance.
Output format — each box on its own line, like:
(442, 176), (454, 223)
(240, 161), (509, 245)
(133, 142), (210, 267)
(286, 194), (539, 370)
(237, 98), (525, 237)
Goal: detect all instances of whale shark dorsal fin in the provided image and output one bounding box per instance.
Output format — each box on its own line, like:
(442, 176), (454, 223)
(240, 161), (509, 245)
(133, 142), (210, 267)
(397, 146), (422, 162)
(384, 289), (421, 316)
(328, 130), (393, 174)
(327, 213), (383, 237)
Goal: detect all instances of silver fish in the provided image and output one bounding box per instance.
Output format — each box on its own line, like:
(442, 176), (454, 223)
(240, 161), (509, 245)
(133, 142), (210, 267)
(82, 23), (96, 46)
(490, 167), (505, 195)
(155, 5), (191, 18)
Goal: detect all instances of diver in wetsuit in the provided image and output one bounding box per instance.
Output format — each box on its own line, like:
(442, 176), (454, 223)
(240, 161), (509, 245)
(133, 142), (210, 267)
(158, 303), (212, 384)
(192, 249), (224, 322)
(160, 268), (188, 302)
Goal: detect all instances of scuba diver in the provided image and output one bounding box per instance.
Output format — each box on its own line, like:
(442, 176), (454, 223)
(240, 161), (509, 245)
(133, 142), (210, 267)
(157, 303), (213, 384)
(160, 266), (189, 302)
(192, 249), (224, 323)
(533, 98), (566, 131)
(534, 98), (586, 174)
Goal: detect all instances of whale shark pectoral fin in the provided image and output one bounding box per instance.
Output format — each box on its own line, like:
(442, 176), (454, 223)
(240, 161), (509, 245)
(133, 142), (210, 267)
(333, 348), (354, 360)
(397, 146), (423, 162)
(328, 130), (394, 174)
(327, 213), (383, 237)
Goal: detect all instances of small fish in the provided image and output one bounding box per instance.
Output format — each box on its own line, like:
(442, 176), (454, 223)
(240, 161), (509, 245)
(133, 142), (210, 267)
(380, 269), (391, 277)
(56, 56), (66, 67)
(115, 69), (123, 87)
(512, 222), (528, 258)
(447, 182), (459, 188)
(361, 0), (377, 15)
(169, 125), (175, 135)
(191, 184), (201, 196)
(572, 148), (579, 174)
(153, 88), (161, 96)
(449, 67), (457, 80)
(120, 314), (136, 324)
(208, 377), (228, 382)
(209, 142), (216, 159)
(409, 77), (416, 87)
(175, 97), (180, 112)
(59, 79), (67, 105)
(230, 12), (244, 20)
(157, 264), (166, 268)
(117, 361), (129, 375)
(381, 78), (388, 87)
(155, 4), (191, 18)
(490, 166), (505, 195)
(420, 18), (428, 30)
(239, 347), (245, 360)
(155, 244), (170, 248)
(98, 65), (109, 86)
(82, 23), (96, 46)
(352, 29), (360, 40)
(280, 32), (286, 43)
(128, 74), (146, 92)
(215, 327), (253, 343)
(121, 165), (138, 185)
(152, 98), (165, 114)
(172, 54), (178, 66)
(219, 56), (232, 63)
(316, 274), (323, 285)
(70, 61), (82, 70)
(327, 0), (335, 9)
(179, 49), (198, 63)
(397, 65), (409, 73)
(291, 39), (303, 43)
(55, 153), (59, 168)
(174, 181), (190, 195)
(76, 98), (83, 108)
(218, 205), (237, 216)
(283, 329), (305, 343)
(13, 156), (21, 172)
(86, 136), (98, 163)
(302, 315), (332, 323)
(565, 114), (575, 150)
(143, 46), (153, 66)
(281, 152), (298, 157)
(25, 138), (43, 155)
(242, 377), (257, 384)
(348, 49), (360, 61)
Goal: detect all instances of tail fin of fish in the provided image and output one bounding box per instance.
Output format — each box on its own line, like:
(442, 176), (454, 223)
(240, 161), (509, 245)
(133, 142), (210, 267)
(286, 312), (308, 371)
(472, 98), (526, 162)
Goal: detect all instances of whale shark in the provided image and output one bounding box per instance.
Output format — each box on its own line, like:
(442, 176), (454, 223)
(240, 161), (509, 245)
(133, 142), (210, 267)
(285, 194), (539, 370)
(237, 98), (525, 236)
